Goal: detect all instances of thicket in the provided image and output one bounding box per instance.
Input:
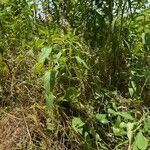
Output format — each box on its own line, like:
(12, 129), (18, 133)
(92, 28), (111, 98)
(0, 0), (150, 149)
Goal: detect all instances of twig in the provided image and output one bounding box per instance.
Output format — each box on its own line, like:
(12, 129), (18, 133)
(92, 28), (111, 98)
(21, 110), (32, 145)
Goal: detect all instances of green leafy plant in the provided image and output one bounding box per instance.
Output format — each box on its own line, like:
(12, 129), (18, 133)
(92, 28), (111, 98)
(1, 0), (150, 149)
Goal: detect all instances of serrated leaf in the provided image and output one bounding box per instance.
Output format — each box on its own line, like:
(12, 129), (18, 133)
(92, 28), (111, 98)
(135, 131), (148, 150)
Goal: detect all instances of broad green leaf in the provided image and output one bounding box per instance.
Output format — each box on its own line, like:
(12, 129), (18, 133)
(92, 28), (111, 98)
(129, 80), (137, 97)
(49, 70), (57, 92)
(43, 70), (56, 112)
(43, 70), (56, 94)
(96, 114), (109, 124)
(144, 116), (150, 132)
(38, 47), (52, 63)
(127, 123), (134, 145)
(34, 47), (52, 73)
(45, 93), (54, 112)
(132, 141), (138, 150)
(115, 116), (121, 127)
(119, 122), (127, 128)
(120, 112), (134, 120)
(135, 131), (148, 150)
(113, 126), (126, 136)
(72, 117), (85, 134)
(72, 117), (85, 128)
(43, 71), (51, 94)
(108, 108), (133, 120)
(108, 108), (118, 115)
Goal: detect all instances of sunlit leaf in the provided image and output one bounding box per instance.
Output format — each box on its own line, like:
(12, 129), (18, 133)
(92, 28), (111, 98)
(96, 114), (109, 124)
(115, 116), (121, 127)
(108, 108), (118, 115)
(34, 47), (52, 73)
(132, 141), (138, 150)
(72, 117), (85, 134)
(135, 131), (148, 150)
(127, 122), (134, 145)
(108, 108), (133, 120)
(112, 127), (125, 136)
(34, 62), (43, 73)
(38, 47), (52, 63)
(43, 70), (56, 94)
(45, 93), (54, 112)
(120, 112), (134, 120)
(144, 116), (150, 132)
(43, 71), (51, 94)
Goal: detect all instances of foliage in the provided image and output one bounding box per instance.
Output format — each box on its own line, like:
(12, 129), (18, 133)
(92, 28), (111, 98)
(0, 0), (150, 149)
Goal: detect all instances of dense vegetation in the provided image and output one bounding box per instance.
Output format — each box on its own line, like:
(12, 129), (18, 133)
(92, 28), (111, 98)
(0, 0), (150, 149)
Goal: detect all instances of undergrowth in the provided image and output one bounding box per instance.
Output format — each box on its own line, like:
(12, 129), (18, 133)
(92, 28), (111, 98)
(0, 0), (150, 150)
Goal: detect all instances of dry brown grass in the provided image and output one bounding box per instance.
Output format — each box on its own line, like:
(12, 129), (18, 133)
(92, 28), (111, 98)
(0, 51), (44, 107)
(0, 51), (86, 150)
(0, 106), (76, 150)
(0, 52), (72, 150)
